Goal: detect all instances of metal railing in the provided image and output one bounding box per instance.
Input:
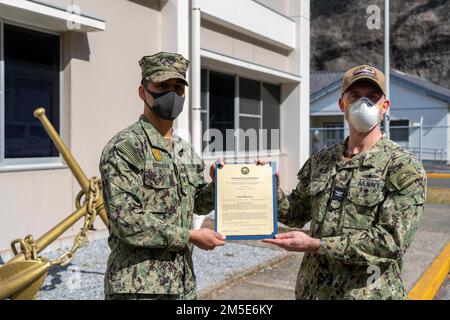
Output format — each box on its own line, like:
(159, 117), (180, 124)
(310, 124), (450, 164)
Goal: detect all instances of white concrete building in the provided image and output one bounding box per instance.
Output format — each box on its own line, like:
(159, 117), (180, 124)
(0, 0), (310, 259)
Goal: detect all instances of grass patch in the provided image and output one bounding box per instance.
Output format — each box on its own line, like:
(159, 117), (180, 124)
(427, 187), (450, 205)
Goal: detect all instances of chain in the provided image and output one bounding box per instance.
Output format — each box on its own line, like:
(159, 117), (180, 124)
(11, 235), (38, 261)
(10, 177), (101, 267)
(52, 177), (100, 267)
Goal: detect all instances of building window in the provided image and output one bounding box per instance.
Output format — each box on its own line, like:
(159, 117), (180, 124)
(262, 83), (280, 150)
(209, 71), (235, 152)
(239, 77), (261, 152)
(201, 69), (280, 154)
(390, 120), (409, 143)
(323, 122), (344, 146)
(1, 22), (61, 164)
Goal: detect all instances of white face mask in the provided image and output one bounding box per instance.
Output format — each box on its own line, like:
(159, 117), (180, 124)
(346, 97), (382, 133)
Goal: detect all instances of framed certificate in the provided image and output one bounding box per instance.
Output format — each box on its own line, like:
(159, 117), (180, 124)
(214, 163), (278, 240)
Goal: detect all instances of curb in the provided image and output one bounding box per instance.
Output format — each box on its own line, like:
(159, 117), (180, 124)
(408, 242), (450, 300)
(198, 253), (295, 299)
(427, 173), (450, 179)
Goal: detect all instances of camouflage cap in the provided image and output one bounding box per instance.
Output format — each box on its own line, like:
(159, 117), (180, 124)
(341, 65), (386, 96)
(139, 52), (190, 86)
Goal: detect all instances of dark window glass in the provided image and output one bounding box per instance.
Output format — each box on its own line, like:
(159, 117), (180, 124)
(390, 120), (409, 142)
(239, 78), (261, 115)
(200, 69), (208, 152)
(239, 116), (260, 152)
(323, 122), (344, 146)
(4, 24), (60, 159)
(262, 83), (280, 150)
(201, 69), (207, 111)
(209, 71), (235, 152)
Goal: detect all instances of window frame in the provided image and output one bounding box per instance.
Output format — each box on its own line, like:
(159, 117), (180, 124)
(0, 19), (66, 173)
(389, 119), (410, 145)
(201, 68), (281, 158)
(238, 77), (263, 153)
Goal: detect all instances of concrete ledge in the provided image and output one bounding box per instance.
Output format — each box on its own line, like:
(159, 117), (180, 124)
(200, 0), (296, 51)
(408, 242), (450, 300)
(0, 0), (106, 32)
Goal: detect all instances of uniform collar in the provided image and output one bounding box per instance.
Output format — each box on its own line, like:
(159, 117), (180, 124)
(336, 134), (389, 169)
(139, 115), (172, 153)
(139, 115), (185, 157)
(361, 135), (390, 167)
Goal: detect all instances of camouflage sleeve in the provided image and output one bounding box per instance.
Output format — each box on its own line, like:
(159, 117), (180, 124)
(100, 142), (190, 251)
(189, 149), (214, 215)
(278, 158), (312, 229)
(194, 180), (215, 216)
(318, 159), (426, 266)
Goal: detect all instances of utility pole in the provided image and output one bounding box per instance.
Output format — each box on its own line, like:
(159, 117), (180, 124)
(384, 0), (391, 138)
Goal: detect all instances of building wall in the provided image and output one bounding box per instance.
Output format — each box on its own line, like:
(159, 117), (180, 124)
(0, 0), (310, 256)
(198, 0), (310, 191)
(284, 0), (311, 189)
(390, 83), (448, 125)
(448, 103), (450, 163)
(389, 83), (448, 162)
(0, 0), (162, 256)
(311, 115), (344, 128)
(310, 89), (341, 116)
(254, 0), (290, 16)
(201, 20), (290, 73)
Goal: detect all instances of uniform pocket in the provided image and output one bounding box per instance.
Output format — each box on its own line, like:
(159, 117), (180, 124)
(143, 161), (178, 214)
(308, 177), (329, 196)
(347, 179), (385, 207)
(144, 161), (176, 189)
(344, 179), (385, 231)
(184, 164), (204, 188)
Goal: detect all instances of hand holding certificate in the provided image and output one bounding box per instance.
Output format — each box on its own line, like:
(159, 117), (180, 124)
(214, 163), (278, 240)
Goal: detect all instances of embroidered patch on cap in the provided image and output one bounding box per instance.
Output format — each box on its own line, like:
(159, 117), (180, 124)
(353, 66), (377, 79)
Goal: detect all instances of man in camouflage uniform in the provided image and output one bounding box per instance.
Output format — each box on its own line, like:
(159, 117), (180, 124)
(99, 52), (225, 300)
(263, 65), (426, 299)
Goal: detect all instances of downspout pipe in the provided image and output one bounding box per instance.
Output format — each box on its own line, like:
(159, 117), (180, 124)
(191, 0), (205, 230)
(384, 0), (391, 138)
(191, 0), (202, 154)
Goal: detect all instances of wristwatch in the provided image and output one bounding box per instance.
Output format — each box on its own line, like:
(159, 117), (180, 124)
(317, 238), (326, 255)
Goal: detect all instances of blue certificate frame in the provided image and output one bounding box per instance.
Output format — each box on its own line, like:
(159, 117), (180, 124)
(214, 162), (278, 240)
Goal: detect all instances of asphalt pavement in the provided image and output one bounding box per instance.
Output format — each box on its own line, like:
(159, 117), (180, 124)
(201, 203), (450, 300)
